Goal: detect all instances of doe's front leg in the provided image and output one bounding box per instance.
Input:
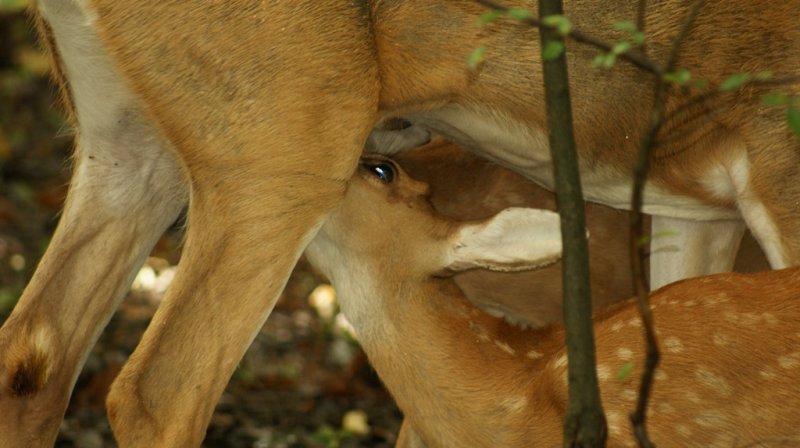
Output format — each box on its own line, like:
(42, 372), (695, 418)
(106, 144), (366, 446)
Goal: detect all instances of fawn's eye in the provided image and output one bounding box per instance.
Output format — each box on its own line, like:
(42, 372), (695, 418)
(362, 161), (396, 183)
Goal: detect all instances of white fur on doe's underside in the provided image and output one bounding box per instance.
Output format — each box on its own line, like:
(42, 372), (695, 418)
(409, 104), (739, 221)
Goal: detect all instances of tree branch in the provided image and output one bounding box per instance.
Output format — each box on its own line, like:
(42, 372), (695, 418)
(474, 0), (662, 75)
(635, 0), (650, 70)
(628, 1), (705, 446)
(636, 0), (647, 43)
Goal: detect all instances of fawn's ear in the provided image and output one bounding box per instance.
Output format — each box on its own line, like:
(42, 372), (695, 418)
(443, 208), (563, 273)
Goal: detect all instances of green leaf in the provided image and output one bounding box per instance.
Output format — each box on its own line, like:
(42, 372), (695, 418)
(611, 41), (632, 55)
(761, 92), (789, 106)
(601, 54), (617, 68)
(617, 362), (634, 381)
(467, 45), (487, 68)
(662, 69), (692, 86)
(754, 71), (773, 81)
(542, 15), (573, 35)
(613, 21), (638, 33)
(787, 107), (800, 136)
(542, 41), (564, 60)
(506, 8), (530, 20)
(612, 21), (644, 45)
(719, 73), (751, 92)
(477, 10), (503, 26)
(591, 53), (616, 69)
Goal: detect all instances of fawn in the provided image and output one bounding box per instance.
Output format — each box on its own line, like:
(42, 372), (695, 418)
(305, 154), (800, 447)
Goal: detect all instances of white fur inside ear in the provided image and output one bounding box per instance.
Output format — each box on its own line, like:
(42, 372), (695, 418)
(447, 208), (562, 272)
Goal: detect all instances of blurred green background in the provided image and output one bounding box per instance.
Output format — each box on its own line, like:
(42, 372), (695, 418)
(0, 0), (72, 317)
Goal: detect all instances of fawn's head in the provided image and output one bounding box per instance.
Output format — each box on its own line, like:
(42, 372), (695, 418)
(305, 154), (564, 288)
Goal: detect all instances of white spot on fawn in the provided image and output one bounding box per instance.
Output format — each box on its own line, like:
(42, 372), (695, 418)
(596, 364), (611, 381)
(724, 312), (739, 323)
(762, 312), (778, 325)
(664, 336), (684, 353)
(760, 367), (777, 379)
(606, 411), (623, 434)
(695, 367), (732, 396)
(469, 321), (491, 342)
(656, 402), (675, 414)
(526, 350), (543, 360)
(616, 348), (633, 361)
(685, 391), (701, 404)
(694, 410), (726, 427)
(494, 340), (516, 356)
(778, 352), (800, 369)
(704, 293), (730, 306)
(620, 389), (636, 401)
(713, 333), (729, 346)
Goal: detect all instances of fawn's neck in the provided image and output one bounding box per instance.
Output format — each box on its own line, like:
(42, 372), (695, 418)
(343, 277), (565, 447)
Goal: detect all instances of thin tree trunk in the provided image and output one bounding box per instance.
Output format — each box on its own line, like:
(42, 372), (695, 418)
(537, 1), (606, 446)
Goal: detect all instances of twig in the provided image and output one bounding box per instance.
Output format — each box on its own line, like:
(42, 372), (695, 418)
(628, 91), (663, 448)
(636, 0), (647, 56)
(652, 76), (800, 158)
(664, 0), (705, 70)
(628, 1), (706, 446)
(661, 76), (800, 133)
(474, 0), (663, 75)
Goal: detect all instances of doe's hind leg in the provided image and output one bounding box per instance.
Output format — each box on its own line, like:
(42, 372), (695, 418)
(735, 132), (800, 269)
